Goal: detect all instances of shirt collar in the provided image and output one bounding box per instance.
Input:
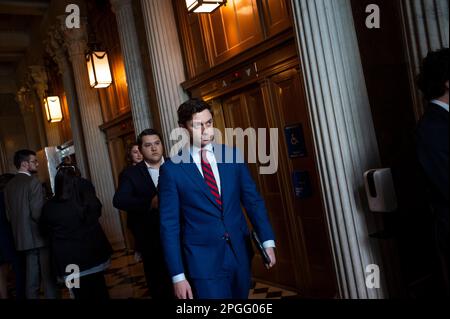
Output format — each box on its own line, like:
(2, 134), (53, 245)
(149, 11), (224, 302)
(17, 171), (31, 177)
(431, 100), (449, 112)
(191, 143), (214, 155)
(145, 157), (165, 170)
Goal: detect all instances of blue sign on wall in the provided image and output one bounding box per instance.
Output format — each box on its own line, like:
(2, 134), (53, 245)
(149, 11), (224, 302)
(284, 124), (307, 158)
(293, 171), (312, 199)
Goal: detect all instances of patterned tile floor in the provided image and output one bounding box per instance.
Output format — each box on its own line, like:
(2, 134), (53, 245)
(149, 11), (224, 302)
(7, 249), (299, 299)
(104, 249), (299, 299)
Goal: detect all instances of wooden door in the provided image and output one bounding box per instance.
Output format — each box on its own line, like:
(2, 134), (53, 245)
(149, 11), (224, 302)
(221, 87), (297, 289)
(218, 71), (338, 296)
(262, 69), (337, 297)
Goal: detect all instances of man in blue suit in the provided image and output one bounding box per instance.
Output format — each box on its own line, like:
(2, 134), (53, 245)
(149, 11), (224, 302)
(416, 48), (449, 295)
(159, 99), (276, 299)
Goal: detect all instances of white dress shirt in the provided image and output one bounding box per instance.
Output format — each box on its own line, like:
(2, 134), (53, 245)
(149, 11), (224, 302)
(431, 99), (449, 112)
(145, 158), (165, 187)
(172, 143), (275, 284)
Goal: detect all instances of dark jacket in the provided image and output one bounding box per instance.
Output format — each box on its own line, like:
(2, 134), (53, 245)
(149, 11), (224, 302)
(4, 173), (46, 251)
(416, 102), (449, 253)
(40, 179), (112, 277)
(113, 161), (160, 252)
(0, 191), (16, 264)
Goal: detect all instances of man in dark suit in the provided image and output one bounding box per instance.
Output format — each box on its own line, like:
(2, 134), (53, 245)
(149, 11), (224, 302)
(159, 99), (276, 299)
(416, 48), (449, 295)
(4, 150), (58, 299)
(113, 129), (172, 298)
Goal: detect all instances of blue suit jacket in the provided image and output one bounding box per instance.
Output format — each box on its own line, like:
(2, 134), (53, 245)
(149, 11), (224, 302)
(159, 144), (275, 279)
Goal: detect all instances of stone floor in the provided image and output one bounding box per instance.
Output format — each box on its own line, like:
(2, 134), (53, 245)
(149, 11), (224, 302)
(7, 248), (300, 299)
(104, 249), (299, 299)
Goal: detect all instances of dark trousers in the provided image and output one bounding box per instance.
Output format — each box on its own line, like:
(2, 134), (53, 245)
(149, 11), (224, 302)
(11, 253), (26, 299)
(71, 272), (109, 300)
(141, 249), (174, 299)
(24, 248), (58, 299)
(191, 242), (252, 299)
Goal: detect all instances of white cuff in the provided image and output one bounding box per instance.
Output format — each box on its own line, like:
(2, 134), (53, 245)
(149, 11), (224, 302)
(172, 273), (186, 284)
(262, 240), (276, 249)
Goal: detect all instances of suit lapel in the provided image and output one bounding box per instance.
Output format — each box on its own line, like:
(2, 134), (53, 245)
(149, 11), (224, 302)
(215, 144), (231, 214)
(137, 161), (156, 192)
(179, 153), (222, 213)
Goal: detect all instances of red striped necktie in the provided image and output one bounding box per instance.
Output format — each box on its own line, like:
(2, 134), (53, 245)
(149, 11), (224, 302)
(200, 149), (222, 209)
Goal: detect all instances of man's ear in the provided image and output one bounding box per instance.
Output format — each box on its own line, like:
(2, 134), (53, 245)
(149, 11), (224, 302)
(445, 80), (449, 90)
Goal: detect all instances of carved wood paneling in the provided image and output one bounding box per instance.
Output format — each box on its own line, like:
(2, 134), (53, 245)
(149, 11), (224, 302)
(260, 0), (292, 37)
(202, 0), (263, 66)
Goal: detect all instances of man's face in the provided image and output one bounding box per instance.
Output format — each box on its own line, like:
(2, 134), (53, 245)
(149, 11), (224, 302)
(26, 155), (39, 174)
(183, 109), (215, 148)
(140, 135), (163, 164)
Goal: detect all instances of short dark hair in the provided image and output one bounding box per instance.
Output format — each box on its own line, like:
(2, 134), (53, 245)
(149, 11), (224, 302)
(137, 129), (163, 149)
(177, 98), (212, 126)
(13, 149), (36, 169)
(0, 173), (15, 191)
(417, 48), (449, 101)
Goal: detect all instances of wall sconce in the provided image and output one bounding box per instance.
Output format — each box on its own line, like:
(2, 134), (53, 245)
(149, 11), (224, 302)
(86, 50), (113, 89)
(186, 0), (226, 13)
(44, 96), (63, 123)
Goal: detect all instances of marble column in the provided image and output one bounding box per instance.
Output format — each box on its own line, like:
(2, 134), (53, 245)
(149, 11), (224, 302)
(291, 0), (386, 299)
(400, 0), (449, 119)
(60, 19), (124, 247)
(140, 0), (188, 152)
(46, 27), (90, 179)
(0, 137), (8, 174)
(16, 88), (41, 152)
(110, 0), (153, 135)
(25, 83), (48, 149)
(29, 65), (62, 147)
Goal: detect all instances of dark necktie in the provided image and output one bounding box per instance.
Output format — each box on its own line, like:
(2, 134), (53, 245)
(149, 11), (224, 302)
(200, 149), (222, 209)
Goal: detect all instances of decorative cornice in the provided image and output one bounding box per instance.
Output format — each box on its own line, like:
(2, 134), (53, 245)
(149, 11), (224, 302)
(58, 15), (88, 58)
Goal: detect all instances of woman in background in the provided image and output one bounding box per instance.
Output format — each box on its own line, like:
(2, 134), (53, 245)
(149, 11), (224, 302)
(126, 143), (143, 167)
(41, 165), (112, 299)
(121, 143), (143, 262)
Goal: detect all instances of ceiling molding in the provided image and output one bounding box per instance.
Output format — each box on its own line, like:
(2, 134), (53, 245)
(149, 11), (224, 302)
(0, 0), (50, 16)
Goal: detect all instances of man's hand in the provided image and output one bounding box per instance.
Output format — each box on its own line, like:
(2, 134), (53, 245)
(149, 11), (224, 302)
(265, 247), (276, 269)
(134, 251), (142, 263)
(174, 280), (193, 299)
(151, 195), (159, 210)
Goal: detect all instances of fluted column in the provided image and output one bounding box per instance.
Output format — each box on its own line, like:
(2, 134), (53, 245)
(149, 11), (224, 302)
(26, 83), (48, 149)
(16, 88), (41, 151)
(291, 0), (385, 299)
(0, 138), (8, 174)
(60, 19), (124, 247)
(110, 0), (153, 135)
(400, 0), (449, 119)
(29, 65), (62, 147)
(140, 0), (188, 151)
(46, 27), (90, 179)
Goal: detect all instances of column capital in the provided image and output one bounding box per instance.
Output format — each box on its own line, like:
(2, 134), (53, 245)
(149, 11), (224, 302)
(110, 0), (133, 14)
(29, 65), (48, 99)
(16, 87), (36, 115)
(58, 15), (88, 58)
(46, 26), (71, 75)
